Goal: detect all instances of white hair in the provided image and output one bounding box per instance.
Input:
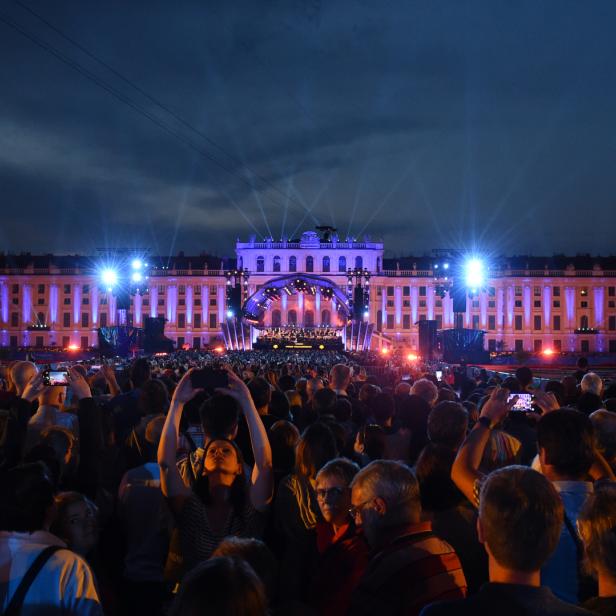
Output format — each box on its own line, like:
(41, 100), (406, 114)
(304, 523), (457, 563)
(581, 372), (603, 397)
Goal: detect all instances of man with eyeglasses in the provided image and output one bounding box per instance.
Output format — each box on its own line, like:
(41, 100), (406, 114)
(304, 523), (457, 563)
(348, 460), (466, 616)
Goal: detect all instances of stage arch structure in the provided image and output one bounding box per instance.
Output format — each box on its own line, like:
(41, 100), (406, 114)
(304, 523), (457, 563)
(221, 274), (374, 351)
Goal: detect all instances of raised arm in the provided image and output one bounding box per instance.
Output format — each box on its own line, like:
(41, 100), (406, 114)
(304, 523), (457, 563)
(158, 370), (201, 511)
(219, 368), (273, 511)
(452, 387), (514, 506)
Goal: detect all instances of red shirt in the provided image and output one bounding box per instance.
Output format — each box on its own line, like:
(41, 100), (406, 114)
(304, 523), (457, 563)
(310, 521), (370, 616)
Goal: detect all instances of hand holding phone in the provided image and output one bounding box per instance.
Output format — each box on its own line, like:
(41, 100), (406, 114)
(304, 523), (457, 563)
(190, 367), (229, 392)
(507, 392), (533, 412)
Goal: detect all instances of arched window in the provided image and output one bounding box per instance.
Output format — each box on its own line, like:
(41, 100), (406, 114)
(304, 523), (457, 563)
(304, 310), (314, 327)
(272, 309), (281, 327)
(338, 256), (347, 272)
(256, 256), (265, 272)
(580, 315), (589, 329)
(321, 309), (331, 325)
(355, 256), (363, 270)
(306, 256), (314, 272)
(322, 256), (330, 273)
(288, 309), (297, 325)
(273, 256), (281, 272)
(289, 256), (297, 272)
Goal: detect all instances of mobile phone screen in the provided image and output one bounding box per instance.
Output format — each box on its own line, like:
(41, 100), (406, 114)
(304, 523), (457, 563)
(44, 370), (69, 386)
(508, 392), (533, 411)
(435, 370), (443, 381)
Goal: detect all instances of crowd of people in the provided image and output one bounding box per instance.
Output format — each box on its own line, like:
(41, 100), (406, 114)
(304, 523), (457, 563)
(1, 350), (616, 615)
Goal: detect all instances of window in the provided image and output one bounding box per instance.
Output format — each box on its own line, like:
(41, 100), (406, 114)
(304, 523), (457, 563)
(179, 299), (185, 306)
(35, 336), (44, 348)
(488, 301), (495, 308)
(273, 256), (281, 272)
(11, 284), (18, 294)
(472, 300), (479, 308)
(209, 313), (217, 328)
(64, 285), (71, 294)
(534, 286), (541, 296)
(515, 287), (522, 296)
(100, 313), (107, 327)
(488, 315), (496, 330)
(177, 337), (185, 348)
(387, 286), (394, 297)
(10, 335), (17, 347)
(419, 300), (427, 308)
(306, 256), (314, 272)
(534, 300), (541, 308)
(81, 313), (89, 328)
(402, 286), (410, 296)
(553, 300), (560, 308)
(376, 310), (382, 331)
(304, 310), (314, 327)
(436, 315), (443, 329)
(553, 286), (560, 297)
(472, 315), (480, 329)
(534, 339), (543, 352)
(209, 299), (217, 306)
(488, 339), (496, 352)
(271, 310), (281, 327)
(11, 312), (18, 327)
(581, 340), (590, 353)
(581, 301), (588, 308)
(338, 256), (346, 272)
(100, 297), (107, 305)
(178, 313), (186, 328)
(62, 336), (70, 348)
(194, 287), (201, 295)
(515, 315), (523, 330)
(534, 315), (542, 330)
(83, 285), (89, 294)
(179, 285), (185, 295)
(63, 298), (71, 305)
(12, 298), (18, 305)
(355, 256), (363, 270)
(37, 298), (45, 305)
(143, 299), (149, 306)
(322, 256), (330, 272)
(158, 299), (165, 306)
(193, 337), (201, 349)
(515, 339), (523, 351)
(288, 310), (297, 325)
(554, 339), (562, 351)
(580, 315), (589, 329)
(210, 285), (217, 294)
(194, 299), (200, 306)
(515, 300), (522, 308)
(403, 314), (411, 329)
(609, 287), (615, 297)
(610, 340), (616, 353)
(63, 313), (70, 327)
(82, 298), (89, 305)
(256, 256), (265, 272)
(419, 286), (426, 297)
(609, 316), (616, 331)
(36, 312), (45, 325)
(387, 300), (394, 308)
(321, 309), (331, 325)
(38, 284), (45, 294)
(194, 314), (201, 328)
(289, 256), (297, 272)
(403, 300), (410, 308)
(386, 314), (394, 329)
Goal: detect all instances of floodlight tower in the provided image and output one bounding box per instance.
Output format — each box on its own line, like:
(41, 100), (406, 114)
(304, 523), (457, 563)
(97, 254), (150, 326)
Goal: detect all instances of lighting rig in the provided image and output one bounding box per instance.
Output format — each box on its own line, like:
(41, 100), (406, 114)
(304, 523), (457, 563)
(98, 254), (150, 326)
(347, 267), (371, 322)
(225, 268), (250, 319)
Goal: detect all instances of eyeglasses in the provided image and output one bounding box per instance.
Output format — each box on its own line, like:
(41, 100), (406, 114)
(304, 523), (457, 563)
(316, 487), (346, 501)
(348, 498), (373, 520)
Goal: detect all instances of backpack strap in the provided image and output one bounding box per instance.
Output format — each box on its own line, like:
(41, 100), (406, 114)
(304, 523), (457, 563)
(3, 545), (63, 616)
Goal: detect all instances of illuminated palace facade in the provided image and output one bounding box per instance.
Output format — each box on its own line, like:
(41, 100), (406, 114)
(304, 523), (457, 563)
(2, 230), (616, 354)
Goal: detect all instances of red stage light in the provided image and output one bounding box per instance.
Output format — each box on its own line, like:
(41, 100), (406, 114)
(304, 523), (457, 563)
(407, 353), (419, 362)
(214, 346), (224, 353)
(542, 348), (555, 357)
(68, 343), (79, 351)
(381, 348), (390, 355)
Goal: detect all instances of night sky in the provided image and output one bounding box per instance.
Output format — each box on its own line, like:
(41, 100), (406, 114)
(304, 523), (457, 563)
(2, 1), (616, 259)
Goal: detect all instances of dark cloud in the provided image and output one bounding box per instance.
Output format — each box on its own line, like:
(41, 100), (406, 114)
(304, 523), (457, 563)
(1, 0), (616, 257)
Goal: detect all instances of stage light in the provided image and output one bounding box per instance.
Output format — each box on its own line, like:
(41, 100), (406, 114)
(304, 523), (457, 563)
(381, 348), (390, 355)
(101, 269), (118, 287)
(214, 346), (224, 353)
(131, 259), (143, 270)
(226, 309), (234, 318)
(407, 353), (419, 362)
(363, 311), (369, 318)
(131, 272), (143, 283)
(543, 348), (555, 357)
(273, 344), (279, 349)
(68, 343), (79, 351)
(464, 258), (485, 290)
(443, 263), (449, 270)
